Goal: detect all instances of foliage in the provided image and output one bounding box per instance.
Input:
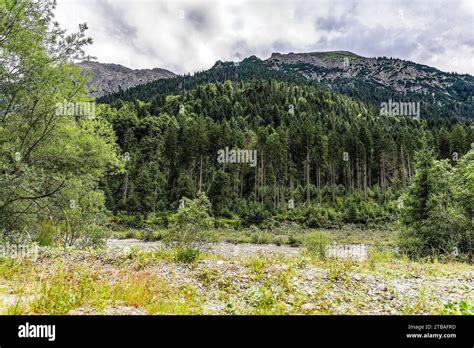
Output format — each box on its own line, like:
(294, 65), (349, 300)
(441, 300), (474, 315)
(100, 52), (474, 120)
(399, 144), (473, 258)
(97, 78), (474, 229)
(303, 231), (329, 259)
(166, 193), (213, 262)
(0, 0), (120, 245)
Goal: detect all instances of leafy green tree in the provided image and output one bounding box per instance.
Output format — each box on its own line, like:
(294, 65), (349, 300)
(452, 143), (474, 255)
(207, 169), (231, 214)
(0, 0), (120, 243)
(400, 142), (471, 257)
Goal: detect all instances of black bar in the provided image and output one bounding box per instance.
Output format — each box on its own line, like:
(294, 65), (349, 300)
(0, 315), (471, 347)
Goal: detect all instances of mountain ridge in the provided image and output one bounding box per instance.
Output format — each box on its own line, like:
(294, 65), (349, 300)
(94, 51), (474, 119)
(78, 61), (176, 97)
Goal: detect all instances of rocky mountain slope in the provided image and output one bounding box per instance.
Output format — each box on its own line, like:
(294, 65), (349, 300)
(267, 51), (471, 98)
(98, 51), (474, 119)
(265, 51), (473, 118)
(78, 61), (176, 97)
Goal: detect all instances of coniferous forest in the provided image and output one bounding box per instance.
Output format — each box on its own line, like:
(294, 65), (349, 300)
(0, 0), (473, 322)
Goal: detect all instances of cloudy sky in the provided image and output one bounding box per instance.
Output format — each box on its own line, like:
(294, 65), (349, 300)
(55, 0), (474, 75)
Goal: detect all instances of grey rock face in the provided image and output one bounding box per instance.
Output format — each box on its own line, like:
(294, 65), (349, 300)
(265, 51), (469, 97)
(78, 61), (176, 97)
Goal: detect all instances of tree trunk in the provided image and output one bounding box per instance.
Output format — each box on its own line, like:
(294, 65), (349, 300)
(198, 155), (203, 192)
(122, 170), (129, 204)
(305, 148), (310, 204)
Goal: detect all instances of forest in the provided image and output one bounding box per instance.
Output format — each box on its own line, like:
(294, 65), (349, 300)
(99, 80), (473, 256)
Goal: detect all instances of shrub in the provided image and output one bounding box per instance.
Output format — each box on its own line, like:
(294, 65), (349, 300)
(288, 234), (302, 247)
(249, 229), (273, 244)
(142, 229), (164, 242)
(113, 214), (144, 229)
(341, 195), (389, 224)
(166, 193), (213, 261)
(174, 246), (201, 263)
(237, 200), (271, 227)
(214, 216), (240, 229)
(303, 231), (329, 259)
(144, 212), (170, 228)
(27, 183), (110, 248)
(304, 206), (328, 228)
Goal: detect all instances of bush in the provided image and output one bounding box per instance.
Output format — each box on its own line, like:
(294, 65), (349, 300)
(174, 246), (201, 263)
(303, 231), (329, 259)
(237, 200), (272, 227)
(279, 209), (305, 224)
(165, 192), (213, 258)
(304, 206), (342, 228)
(304, 206), (328, 228)
(144, 212), (170, 228)
(249, 229), (273, 244)
(114, 214), (144, 229)
(288, 233), (302, 247)
(339, 194), (390, 225)
(214, 215), (240, 229)
(142, 229), (164, 242)
(280, 205), (341, 228)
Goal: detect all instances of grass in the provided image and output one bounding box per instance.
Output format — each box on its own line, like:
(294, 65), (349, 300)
(3, 260), (203, 315)
(441, 300), (474, 315)
(111, 228), (165, 241)
(110, 224), (397, 248)
(0, 227), (471, 315)
(303, 231), (330, 259)
(321, 52), (358, 61)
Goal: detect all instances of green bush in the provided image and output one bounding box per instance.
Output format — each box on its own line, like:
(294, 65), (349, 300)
(142, 229), (164, 242)
(144, 212), (170, 228)
(279, 205), (342, 228)
(214, 217), (240, 229)
(288, 233), (302, 247)
(303, 231), (329, 259)
(174, 246), (201, 263)
(278, 209), (305, 223)
(115, 214), (144, 229)
(237, 200), (272, 227)
(249, 229), (273, 244)
(304, 206), (327, 228)
(341, 196), (389, 224)
(166, 192), (213, 254)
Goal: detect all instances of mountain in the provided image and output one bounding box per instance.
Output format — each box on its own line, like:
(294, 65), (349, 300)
(267, 51), (452, 94)
(97, 51), (474, 119)
(78, 61), (176, 97)
(265, 51), (474, 118)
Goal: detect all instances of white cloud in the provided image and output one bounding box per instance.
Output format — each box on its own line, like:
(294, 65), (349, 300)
(55, 0), (474, 75)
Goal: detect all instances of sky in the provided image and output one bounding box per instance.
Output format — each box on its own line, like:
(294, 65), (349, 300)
(54, 0), (474, 75)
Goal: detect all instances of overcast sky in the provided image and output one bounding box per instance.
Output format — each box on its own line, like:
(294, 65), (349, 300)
(55, 0), (474, 75)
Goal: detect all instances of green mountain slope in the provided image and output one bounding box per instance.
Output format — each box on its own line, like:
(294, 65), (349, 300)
(100, 79), (474, 220)
(98, 52), (474, 120)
